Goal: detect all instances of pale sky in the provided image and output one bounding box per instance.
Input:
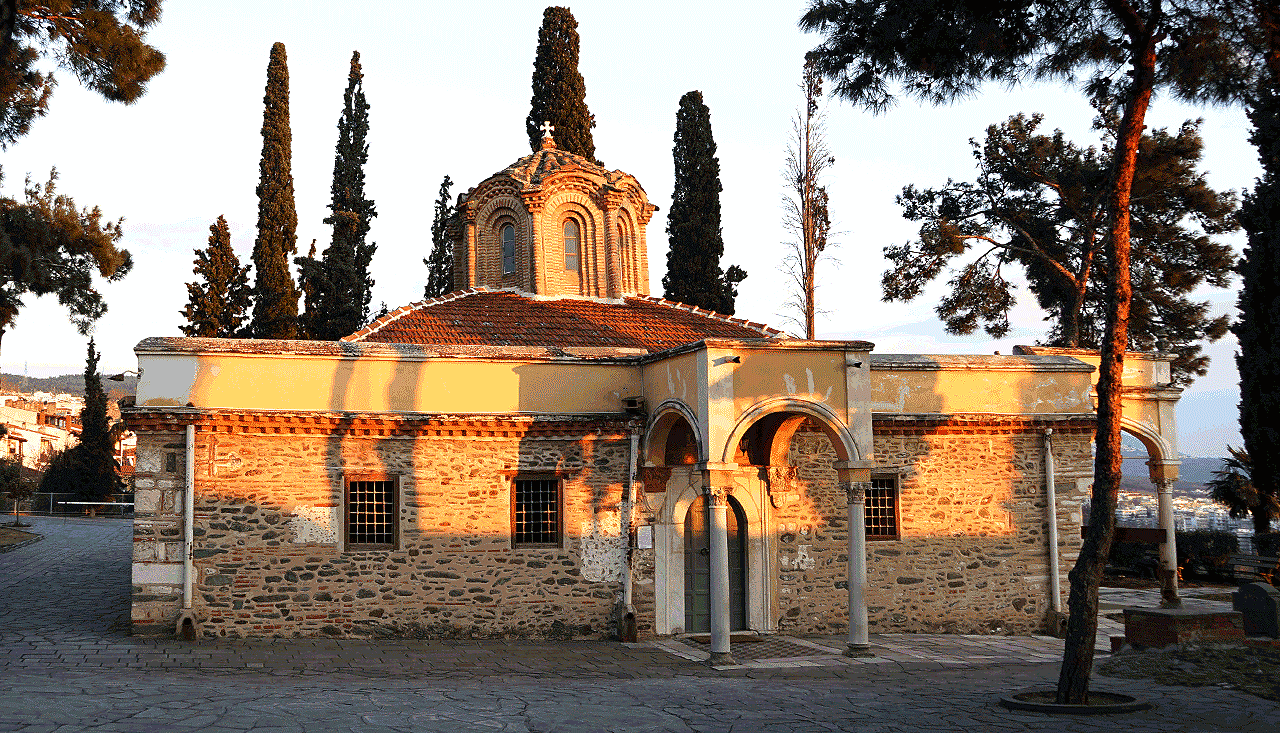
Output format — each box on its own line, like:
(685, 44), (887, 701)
(0, 1), (1257, 457)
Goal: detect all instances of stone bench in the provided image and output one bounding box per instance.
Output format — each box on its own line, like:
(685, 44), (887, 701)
(1226, 554), (1279, 584)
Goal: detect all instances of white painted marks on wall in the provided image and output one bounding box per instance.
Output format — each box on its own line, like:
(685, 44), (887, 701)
(578, 512), (626, 583)
(783, 368), (833, 403)
(289, 505), (339, 545)
(780, 544), (816, 571)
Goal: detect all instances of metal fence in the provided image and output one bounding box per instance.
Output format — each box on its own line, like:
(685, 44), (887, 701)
(1, 492), (135, 517)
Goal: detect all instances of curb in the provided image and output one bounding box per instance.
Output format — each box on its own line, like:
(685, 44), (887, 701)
(0, 529), (44, 554)
(998, 689), (1152, 714)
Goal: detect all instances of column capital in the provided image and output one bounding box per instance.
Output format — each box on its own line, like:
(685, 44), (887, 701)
(833, 460), (874, 484)
(841, 481), (870, 505)
(703, 484), (731, 507)
(1147, 458), (1181, 484)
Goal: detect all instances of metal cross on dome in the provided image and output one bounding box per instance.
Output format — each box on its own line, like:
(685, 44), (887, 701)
(540, 120), (555, 138)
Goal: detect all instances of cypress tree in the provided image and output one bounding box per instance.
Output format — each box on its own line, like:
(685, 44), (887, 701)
(662, 91), (746, 315)
(1235, 82), (1280, 535)
(50, 338), (120, 502)
(249, 42), (299, 339)
(423, 175), (455, 298)
(526, 6), (597, 161)
(180, 215), (252, 338)
(298, 51), (377, 340)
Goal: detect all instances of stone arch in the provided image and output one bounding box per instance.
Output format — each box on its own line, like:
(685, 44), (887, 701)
(615, 207), (638, 293)
(643, 399), (704, 467)
(1119, 416), (1173, 464)
(721, 397), (859, 466)
(477, 194), (528, 286)
(543, 191), (603, 295)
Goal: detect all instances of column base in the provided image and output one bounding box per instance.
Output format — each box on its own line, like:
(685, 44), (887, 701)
(707, 651), (736, 666)
(844, 643), (874, 658)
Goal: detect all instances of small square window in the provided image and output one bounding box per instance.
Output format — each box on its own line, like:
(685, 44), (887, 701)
(865, 476), (899, 540)
(512, 477), (561, 546)
(345, 475), (398, 550)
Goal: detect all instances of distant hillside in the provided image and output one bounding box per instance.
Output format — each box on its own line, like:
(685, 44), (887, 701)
(0, 372), (137, 403)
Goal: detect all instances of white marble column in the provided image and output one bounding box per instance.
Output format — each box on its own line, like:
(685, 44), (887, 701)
(1155, 478), (1182, 607)
(843, 481), (872, 657)
(705, 484), (735, 666)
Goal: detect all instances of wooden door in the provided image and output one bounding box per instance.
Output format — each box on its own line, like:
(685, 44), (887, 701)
(684, 495), (746, 633)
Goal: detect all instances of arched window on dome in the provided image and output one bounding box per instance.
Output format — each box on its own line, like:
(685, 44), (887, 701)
(501, 223), (516, 275)
(616, 222), (629, 291)
(563, 220), (580, 272)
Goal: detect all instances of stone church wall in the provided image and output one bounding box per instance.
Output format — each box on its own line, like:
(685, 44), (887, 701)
(775, 421), (1092, 635)
(130, 416), (638, 639)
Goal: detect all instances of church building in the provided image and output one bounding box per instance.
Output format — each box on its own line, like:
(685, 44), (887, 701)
(125, 129), (1183, 659)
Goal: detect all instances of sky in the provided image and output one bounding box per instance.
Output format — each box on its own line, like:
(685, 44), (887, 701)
(0, 1), (1258, 457)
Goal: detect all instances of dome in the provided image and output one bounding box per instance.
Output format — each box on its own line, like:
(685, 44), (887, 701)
(450, 129), (657, 299)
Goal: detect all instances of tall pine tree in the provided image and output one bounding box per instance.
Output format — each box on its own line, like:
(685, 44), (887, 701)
(526, 6), (597, 161)
(181, 215), (251, 337)
(297, 51), (377, 340)
(1236, 82), (1280, 538)
(662, 91), (746, 315)
(423, 175), (455, 299)
(249, 42), (299, 339)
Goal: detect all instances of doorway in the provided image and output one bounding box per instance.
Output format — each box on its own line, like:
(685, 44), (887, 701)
(683, 494), (746, 633)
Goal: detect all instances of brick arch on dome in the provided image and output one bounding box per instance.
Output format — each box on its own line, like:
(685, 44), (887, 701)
(476, 194), (530, 290)
(542, 191), (604, 296)
(613, 207), (640, 294)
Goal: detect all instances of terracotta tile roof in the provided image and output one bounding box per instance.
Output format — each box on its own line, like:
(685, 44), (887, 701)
(343, 289), (781, 352)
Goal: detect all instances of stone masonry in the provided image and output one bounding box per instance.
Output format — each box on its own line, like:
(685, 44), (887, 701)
(772, 418), (1091, 636)
(130, 412), (641, 639)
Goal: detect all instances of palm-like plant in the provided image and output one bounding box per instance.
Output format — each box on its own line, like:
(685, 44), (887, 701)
(1208, 447), (1280, 538)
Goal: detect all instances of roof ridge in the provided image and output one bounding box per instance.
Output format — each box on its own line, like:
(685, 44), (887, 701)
(632, 296), (781, 337)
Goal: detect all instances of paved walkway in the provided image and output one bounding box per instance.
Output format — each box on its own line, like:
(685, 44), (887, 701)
(0, 516), (1273, 732)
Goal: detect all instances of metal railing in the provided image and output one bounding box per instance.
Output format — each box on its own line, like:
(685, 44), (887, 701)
(1, 492), (135, 517)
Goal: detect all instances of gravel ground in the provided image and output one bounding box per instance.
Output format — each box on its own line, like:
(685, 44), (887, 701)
(1100, 644), (1280, 701)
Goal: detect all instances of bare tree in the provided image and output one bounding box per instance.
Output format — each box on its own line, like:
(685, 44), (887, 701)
(782, 60), (835, 339)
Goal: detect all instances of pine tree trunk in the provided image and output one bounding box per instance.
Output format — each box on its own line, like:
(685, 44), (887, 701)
(1056, 23), (1156, 706)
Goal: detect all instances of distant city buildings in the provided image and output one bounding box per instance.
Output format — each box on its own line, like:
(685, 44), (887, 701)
(1086, 488), (1277, 553)
(0, 391), (136, 479)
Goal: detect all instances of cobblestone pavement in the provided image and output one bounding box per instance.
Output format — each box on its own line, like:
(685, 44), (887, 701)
(0, 516), (1274, 732)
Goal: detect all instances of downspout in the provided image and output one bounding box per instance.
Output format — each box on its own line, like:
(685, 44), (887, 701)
(1044, 428), (1062, 614)
(176, 423), (198, 640)
(619, 430), (639, 642)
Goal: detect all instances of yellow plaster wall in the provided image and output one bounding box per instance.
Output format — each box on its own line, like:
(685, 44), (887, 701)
(870, 368), (1093, 415)
(641, 351), (703, 408)
(137, 353), (640, 414)
(730, 351), (847, 419)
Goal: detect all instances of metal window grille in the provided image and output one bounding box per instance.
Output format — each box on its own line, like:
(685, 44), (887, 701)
(347, 479), (396, 547)
(514, 479), (560, 545)
(865, 477), (898, 539)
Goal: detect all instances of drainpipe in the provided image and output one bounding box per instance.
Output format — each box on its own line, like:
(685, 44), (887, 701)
(618, 430), (639, 642)
(1044, 429), (1062, 614)
(176, 423), (198, 640)
(184, 424), (195, 609)
(623, 432), (637, 609)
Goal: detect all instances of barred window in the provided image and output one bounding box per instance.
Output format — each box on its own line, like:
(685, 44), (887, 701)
(346, 476), (398, 550)
(513, 478), (561, 546)
(865, 476), (899, 540)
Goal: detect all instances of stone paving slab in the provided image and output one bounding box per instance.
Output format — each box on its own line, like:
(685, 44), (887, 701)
(1, 516), (1276, 731)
